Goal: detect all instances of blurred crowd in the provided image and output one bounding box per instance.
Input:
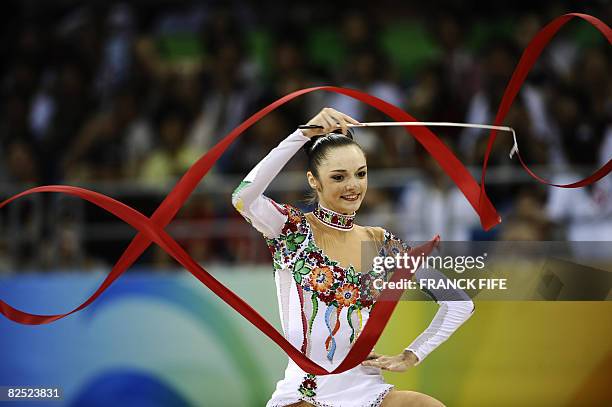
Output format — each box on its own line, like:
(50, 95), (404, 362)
(0, 1), (610, 271)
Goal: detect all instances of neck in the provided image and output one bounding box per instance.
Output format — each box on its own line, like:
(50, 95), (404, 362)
(313, 202), (355, 231)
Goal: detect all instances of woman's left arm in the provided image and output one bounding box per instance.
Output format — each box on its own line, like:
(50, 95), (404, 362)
(403, 265), (475, 365)
(362, 232), (474, 371)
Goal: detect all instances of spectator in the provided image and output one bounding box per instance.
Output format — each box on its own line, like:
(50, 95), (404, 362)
(138, 105), (201, 186)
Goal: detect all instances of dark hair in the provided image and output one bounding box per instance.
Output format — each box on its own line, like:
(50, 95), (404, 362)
(302, 128), (365, 205)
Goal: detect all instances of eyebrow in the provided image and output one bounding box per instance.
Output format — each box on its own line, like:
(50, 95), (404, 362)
(330, 166), (367, 172)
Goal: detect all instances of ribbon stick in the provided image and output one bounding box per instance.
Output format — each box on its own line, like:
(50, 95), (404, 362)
(300, 121), (515, 132)
(0, 12), (610, 375)
(300, 122), (520, 159)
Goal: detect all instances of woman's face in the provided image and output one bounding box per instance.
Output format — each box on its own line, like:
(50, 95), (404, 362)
(307, 145), (367, 215)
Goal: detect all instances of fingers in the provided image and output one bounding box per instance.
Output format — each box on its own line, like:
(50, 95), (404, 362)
(340, 112), (360, 125)
(318, 112), (331, 133)
(320, 112), (335, 132)
(366, 351), (382, 360)
(322, 108), (343, 133)
(327, 108), (359, 133)
(304, 107), (359, 137)
(362, 354), (390, 367)
(385, 362), (408, 372)
(321, 108), (358, 133)
(339, 115), (347, 135)
(362, 359), (386, 369)
(362, 354), (411, 372)
(324, 107), (359, 124)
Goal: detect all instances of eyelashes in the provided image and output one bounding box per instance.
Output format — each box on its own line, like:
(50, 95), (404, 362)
(331, 171), (367, 181)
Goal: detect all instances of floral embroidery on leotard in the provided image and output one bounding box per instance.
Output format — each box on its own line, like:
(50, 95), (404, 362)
(269, 385), (393, 407)
(265, 203), (411, 362)
(298, 373), (317, 398)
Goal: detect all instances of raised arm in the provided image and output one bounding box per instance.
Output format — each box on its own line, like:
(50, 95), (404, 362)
(231, 129), (310, 239)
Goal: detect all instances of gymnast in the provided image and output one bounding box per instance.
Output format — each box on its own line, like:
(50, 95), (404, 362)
(232, 107), (474, 406)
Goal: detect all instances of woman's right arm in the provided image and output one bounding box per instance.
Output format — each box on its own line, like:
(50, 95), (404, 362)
(231, 129), (310, 239)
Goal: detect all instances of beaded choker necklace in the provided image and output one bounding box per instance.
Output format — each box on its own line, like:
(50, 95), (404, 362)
(313, 203), (355, 231)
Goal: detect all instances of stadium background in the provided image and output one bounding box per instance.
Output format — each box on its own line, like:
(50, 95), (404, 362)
(0, 1), (610, 406)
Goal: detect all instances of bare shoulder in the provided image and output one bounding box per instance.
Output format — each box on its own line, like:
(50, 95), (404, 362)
(360, 225), (385, 241)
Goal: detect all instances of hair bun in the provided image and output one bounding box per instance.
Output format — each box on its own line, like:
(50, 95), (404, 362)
(302, 128), (355, 158)
(331, 128), (355, 140)
(303, 135), (324, 157)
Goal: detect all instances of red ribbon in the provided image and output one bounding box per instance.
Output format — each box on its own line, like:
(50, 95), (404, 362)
(1, 13), (610, 375)
(481, 12), (611, 197)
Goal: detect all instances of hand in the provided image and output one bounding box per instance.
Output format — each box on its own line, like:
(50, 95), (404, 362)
(301, 107), (360, 138)
(361, 350), (419, 372)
